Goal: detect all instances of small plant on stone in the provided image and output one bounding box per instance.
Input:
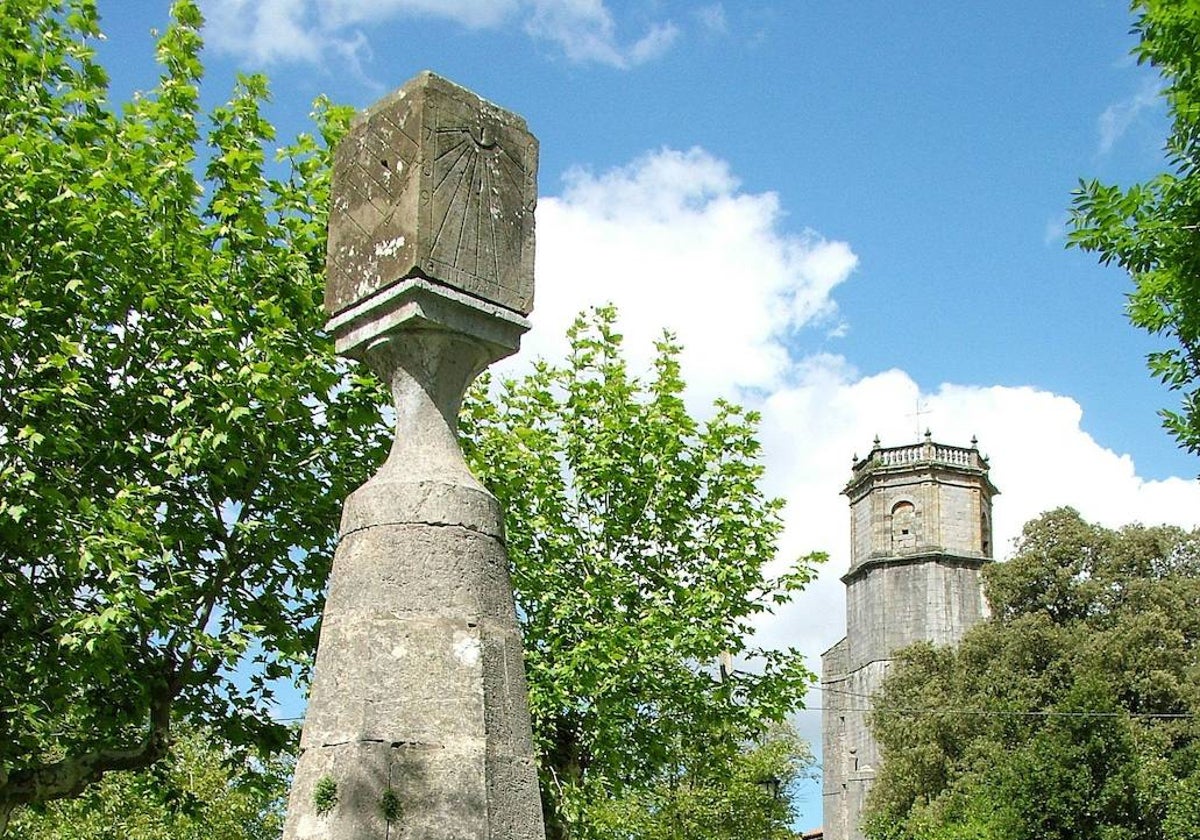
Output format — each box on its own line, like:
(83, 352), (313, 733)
(380, 787), (403, 823)
(313, 775), (339, 816)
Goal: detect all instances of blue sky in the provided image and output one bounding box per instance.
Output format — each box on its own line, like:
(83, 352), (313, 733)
(91, 0), (1200, 830)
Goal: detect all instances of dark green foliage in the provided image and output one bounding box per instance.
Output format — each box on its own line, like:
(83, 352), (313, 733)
(379, 787), (402, 824)
(6, 726), (290, 840)
(865, 508), (1200, 840)
(585, 725), (812, 840)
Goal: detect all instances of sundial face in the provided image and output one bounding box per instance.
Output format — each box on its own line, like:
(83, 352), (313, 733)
(420, 97), (537, 313)
(325, 73), (538, 318)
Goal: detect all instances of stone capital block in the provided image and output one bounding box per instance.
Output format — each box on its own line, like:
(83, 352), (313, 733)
(325, 71), (538, 322)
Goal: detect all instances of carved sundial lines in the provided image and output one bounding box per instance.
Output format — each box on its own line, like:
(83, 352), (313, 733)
(324, 72), (537, 317)
(360, 134), (399, 192)
(347, 161), (391, 220)
(471, 157), (483, 280)
(478, 148), (499, 282)
(453, 148), (481, 276)
(428, 125), (521, 285)
(433, 143), (472, 196)
(473, 150), (489, 277)
(431, 136), (474, 263)
(469, 147), (488, 279)
(484, 160), (501, 285)
(497, 145), (527, 193)
(434, 130), (470, 161)
(376, 109), (419, 158)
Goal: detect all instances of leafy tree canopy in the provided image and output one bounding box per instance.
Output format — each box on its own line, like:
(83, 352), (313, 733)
(0, 3), (818, 835)
(1070, 0), (1200, 458)
(585, 724), (813, 840)
(6, 726), (290, 840)
(864, 508), (1200, 840)
(0, 0), (390, 824)
(462, 307), (823, 839)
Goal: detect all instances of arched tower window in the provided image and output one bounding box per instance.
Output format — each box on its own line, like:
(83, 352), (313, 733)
(980, 509), (991, 557)
(891, 501), (916, 552)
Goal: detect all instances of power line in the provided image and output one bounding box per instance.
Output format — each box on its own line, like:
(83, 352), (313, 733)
(805, 705), (1194, 719)
(804, 684), (1195, 719)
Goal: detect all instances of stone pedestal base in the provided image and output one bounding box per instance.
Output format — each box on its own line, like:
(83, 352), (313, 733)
(283, 477), (544, 839)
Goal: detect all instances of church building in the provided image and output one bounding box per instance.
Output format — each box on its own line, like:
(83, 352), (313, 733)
(821, 433), (998, 840)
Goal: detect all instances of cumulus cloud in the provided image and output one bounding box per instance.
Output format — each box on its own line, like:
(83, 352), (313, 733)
(509, 147), (857, 407)
(525, 0), (678, 68)
(199, 0), (677, 69)
(754, 369), (1200, 664)
(201, 0), (323, 65)
(749, 363), (1200, 809)
(512, 146), (1200, 723)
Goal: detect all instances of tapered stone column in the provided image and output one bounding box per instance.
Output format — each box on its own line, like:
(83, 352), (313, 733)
(283, 72), (544, 840)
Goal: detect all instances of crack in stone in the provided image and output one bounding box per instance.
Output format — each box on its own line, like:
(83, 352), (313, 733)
(340, 519), (499, 540)
(318, 738), (445, 750)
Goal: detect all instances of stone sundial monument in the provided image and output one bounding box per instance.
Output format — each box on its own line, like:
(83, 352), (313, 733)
(282, 72), (545, 840)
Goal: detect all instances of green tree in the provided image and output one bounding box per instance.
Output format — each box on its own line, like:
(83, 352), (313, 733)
(1069, 0), (1200, 458)
(6, 726), (289, 840)
(864, 508), (1200, 840)
(0, 0), (390, 826)
(461, 307), (822, 839)
(585, 725), (813, 840)
(2, 4), (817, 834)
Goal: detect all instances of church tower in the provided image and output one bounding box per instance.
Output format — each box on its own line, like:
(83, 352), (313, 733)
(821, 433), (998, 840)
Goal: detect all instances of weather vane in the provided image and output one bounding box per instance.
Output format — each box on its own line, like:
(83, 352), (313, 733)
(907, 398), (932, 440)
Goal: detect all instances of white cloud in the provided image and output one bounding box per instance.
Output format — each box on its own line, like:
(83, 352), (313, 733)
(754, 370), (1200, 669)
(506, 147), (857, 408)
(1043, 213), (1068, 246)
(747, 362), (1200, 797)
(510, 146), (1200, 730)
(625, 22), (680, 67)
(526, 0), (678, 68)
(200, 0), (677, 69)
(1097, 77), (1163, 155)
(201, 0), (323, 65)
(317, 0), (519, 31)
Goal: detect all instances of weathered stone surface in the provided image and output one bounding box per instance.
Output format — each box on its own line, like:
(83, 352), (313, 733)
(821, 437), (998, 840)
(325, 71), (538, 320)
(328, 276), (529, 363)
(283, 73), (543, 840)
(283, 466), (545, 839)
(338, 478), (504, 540)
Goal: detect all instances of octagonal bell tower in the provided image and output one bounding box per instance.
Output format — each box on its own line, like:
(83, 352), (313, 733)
(821, 433), (998, 840)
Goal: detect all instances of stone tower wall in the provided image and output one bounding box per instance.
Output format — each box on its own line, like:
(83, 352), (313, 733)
(848, 462), (993, 570)
(845, 558), (989, 669)
(822, 437), (997, 840)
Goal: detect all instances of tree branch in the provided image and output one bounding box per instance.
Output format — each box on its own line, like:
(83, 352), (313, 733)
(0, 678), (174, 815)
